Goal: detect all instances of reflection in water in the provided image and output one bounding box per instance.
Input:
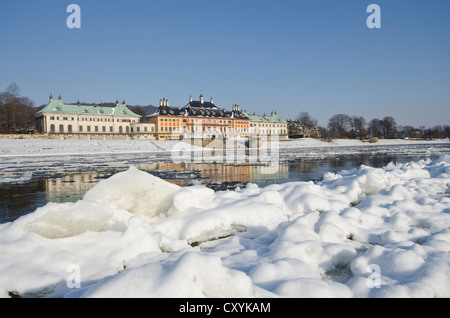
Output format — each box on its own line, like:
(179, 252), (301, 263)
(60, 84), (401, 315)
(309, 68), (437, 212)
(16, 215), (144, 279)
(0, 146), (449, 224)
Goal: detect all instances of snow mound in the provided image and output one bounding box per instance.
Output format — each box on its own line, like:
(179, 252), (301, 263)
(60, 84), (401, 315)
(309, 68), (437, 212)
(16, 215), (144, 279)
(83, 165), (180, 219)
(1, 156), (450, 298)
(68, 252), (257, 298)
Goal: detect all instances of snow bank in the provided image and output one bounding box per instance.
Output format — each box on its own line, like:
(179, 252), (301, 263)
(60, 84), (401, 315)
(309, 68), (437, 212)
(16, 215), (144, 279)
(0, 156), (449, 298)
(0, 138), (447, 157)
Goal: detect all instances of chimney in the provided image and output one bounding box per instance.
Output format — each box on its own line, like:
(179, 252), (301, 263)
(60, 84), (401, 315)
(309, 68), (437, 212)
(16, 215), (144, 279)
(189, 95), (193, 103)
(160, 98), (163, 107)
(58, 94), (62, 102)
(210, 97), (214, 104)
(166, 99), (169, 107)
(49, 94), (53, 102)
(200, 94), (204, 104)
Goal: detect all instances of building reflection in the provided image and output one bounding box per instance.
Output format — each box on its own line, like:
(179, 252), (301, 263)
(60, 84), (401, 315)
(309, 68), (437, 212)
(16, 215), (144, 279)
(43, 162), (289, 201)
(44, 171), (112, 202)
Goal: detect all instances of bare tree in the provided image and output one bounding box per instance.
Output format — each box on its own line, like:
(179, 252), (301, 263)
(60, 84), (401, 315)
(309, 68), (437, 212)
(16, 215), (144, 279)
(368, 118), (382, 137)
(328, 114), (351, 138)
(0, 83), (35, 132)
(444, 125), (450, 139)
(381, 116), (398, 139)
(351, 116), (367, 139)
(317, 126), (330, 139)
(295, 112), (318, 129)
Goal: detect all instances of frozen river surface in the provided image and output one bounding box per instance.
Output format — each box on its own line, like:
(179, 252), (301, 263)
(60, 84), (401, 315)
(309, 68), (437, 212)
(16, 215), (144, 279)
(1, 139), (449, 224)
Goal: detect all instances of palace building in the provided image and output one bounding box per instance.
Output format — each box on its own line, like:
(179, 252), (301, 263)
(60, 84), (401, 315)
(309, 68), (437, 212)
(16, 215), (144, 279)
(147, 94), (250, 140)
(243, 111), (288, 139)
(35, 95), (155, 139)
(34, 93), (288, 141)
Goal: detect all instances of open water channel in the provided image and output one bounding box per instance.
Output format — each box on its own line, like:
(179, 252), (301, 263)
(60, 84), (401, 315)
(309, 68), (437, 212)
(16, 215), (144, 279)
(1, 143), (449, 224)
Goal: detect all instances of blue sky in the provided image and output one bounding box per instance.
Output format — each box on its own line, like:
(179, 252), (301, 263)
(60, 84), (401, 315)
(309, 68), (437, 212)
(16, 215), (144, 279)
(0, 0), (449, 127)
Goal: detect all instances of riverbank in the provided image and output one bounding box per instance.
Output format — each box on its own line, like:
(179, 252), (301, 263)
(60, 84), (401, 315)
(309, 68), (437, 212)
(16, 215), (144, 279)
(0, 138), (448, 157)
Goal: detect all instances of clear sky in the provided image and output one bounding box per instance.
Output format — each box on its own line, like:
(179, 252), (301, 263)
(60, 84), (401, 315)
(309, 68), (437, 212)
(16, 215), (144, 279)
(0, 0), (449, 127)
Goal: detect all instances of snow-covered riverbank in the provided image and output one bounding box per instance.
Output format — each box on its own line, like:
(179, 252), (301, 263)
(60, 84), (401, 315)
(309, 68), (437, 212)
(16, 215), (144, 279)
(0, 138), (448, 157)
(0, 155), (449, 298)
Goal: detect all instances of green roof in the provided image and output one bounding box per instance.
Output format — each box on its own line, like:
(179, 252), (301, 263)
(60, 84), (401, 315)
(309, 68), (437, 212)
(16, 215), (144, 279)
(243, 112), (286, 123)
(36, 100), (141, 117)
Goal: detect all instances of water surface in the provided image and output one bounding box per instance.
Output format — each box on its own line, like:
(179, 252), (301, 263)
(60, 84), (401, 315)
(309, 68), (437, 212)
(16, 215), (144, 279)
(1, 143), (449, 224)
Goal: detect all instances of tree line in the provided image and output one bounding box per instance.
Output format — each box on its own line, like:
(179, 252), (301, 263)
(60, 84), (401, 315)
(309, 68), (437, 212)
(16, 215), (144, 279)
(1, 83), (449, 139)
(0, 83), (36, 133)
(294, 112), (450, 140)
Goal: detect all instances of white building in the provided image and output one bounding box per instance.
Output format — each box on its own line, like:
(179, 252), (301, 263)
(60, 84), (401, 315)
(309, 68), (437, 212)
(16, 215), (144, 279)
(35, 95), (155, 139)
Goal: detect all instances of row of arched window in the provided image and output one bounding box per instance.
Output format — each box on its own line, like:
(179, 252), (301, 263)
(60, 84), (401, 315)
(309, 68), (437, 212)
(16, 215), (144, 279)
(49, 124), (130, 134)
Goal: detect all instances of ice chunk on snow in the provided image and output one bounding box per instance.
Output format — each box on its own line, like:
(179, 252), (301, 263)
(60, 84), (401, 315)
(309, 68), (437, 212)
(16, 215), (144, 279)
(24, 201), (129, 239)
(83, 165), (180, 219)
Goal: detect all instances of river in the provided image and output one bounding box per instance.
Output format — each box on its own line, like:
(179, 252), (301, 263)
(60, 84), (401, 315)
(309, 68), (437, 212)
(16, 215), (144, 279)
(1, 143), (449, 224)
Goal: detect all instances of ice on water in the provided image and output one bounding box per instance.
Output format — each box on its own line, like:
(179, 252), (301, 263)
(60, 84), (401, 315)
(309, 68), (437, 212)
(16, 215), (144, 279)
(1, 153), (449, 298)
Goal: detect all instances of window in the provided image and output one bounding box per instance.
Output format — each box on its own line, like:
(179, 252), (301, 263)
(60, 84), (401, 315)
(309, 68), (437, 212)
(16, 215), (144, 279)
(50, 124), (55, 133)
(102, 126), (106, 132)
(59, 125), (64, 134)
(109, 126), (113, 133)
(87, 126), (91, 132)
(79, 126), (83, 132)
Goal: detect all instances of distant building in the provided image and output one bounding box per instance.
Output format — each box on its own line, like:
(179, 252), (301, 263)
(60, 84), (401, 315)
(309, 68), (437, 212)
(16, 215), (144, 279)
(34, 93), (289, 141)
(147, 94), (250, 140)
(35, 95), (156, 139)
(287, 120), (321, 139)
(243, 111), (288, 139)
